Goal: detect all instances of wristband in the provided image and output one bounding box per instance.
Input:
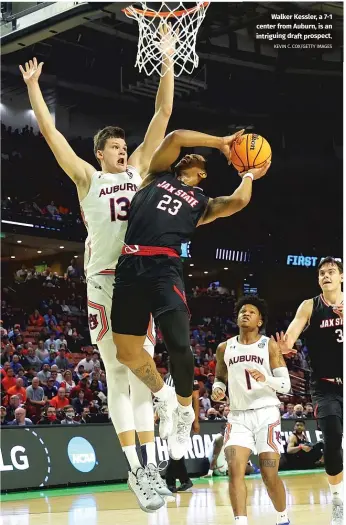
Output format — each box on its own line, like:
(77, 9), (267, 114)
(212, 381), (226, 393)
(243, 173), (254, 181)
(208, 469), (214, 476)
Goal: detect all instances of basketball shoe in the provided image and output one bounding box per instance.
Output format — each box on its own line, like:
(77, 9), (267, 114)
(146, 463), (173, 497)
(128, 467), (165, 513)
(155, 386), (177, 439)
(331, 499), (343, 525)
(168, 404), (194, 460)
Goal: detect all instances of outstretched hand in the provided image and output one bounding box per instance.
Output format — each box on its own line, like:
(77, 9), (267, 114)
(220, 130), (245, 164)
(272, 332), (297, 358)
(19, 57), (43, 85)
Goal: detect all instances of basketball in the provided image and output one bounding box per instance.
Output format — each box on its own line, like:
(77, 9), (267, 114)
(231, 133), (271, 173)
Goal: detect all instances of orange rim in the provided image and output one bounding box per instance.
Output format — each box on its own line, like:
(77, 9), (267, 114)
(123, 2), (209, 18)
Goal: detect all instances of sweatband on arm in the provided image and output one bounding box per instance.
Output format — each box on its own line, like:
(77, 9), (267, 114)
(264, 367), (291, 394)
(212, 381), (227, 393)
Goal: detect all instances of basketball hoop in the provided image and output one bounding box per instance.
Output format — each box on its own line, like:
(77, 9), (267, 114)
(123, 2), (210, 77)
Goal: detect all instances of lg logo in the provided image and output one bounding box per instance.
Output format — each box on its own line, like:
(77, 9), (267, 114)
(0, 446), (29, 471)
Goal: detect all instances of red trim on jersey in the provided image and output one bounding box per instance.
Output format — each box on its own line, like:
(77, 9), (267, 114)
(146, 315), (156, 346)
(320, 377), (343, 385)
(314, 403), (319, 419)
(320, 294), (330, 307)
(173, 285), (191, 317)
(224, 423), (232, 445)
(98, 269), (115, 275)
(121, 245), (179, 257)
(267, 419), (280, 454)
(87, 300), (109, 342)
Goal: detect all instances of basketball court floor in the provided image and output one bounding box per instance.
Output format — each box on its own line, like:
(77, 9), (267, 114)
(1, 470), (331, 524)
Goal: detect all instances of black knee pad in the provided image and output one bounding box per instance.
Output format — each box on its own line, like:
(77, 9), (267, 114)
(318, 415), (343, 477)
(157, 310), (194, 397)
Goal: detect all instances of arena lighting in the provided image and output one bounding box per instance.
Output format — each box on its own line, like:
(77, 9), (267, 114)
(59, 246), (65, 249)
(17, 240), (22, 243)
(10, 256), (15, 259)
(224, 267), (228, 270)
(188, 274), (192, 277)
(37, 251), (42, 254)
(74, 255), (78, 258)
(2, 220), (34, 228)
(215, 248), (250, 262)
(190, 263), (194, 266)
(204, 271), (208, 274)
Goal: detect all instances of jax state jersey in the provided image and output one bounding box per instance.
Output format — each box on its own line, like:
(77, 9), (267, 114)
(124, 172), (209, 254)
(80, 167), (141, 278)
(303, 294), (343, 383)
(224, 335), (280, 411)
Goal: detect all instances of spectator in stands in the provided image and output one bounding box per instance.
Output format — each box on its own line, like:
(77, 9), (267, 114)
(29, 309), (45, 327)
(282, 403), (295, 419)
(46, 201), (60, 219)
(206, 408), (222, 421)
(26, 377), (46, 416)
(64, 322), (73, 337)
(44, 309), (58, 329)
(293, 404), (306, 419)
(283, 420), (324, 470)
(43, 349), (57, 366)
(1, 368), (16, 392)
(0, 406), (8, 425)
(70, 376), (93, 402)
(66, 259), (80, 279)
(44, 333), (57, 352)
(48, 370), (61, 389)
(223, 406), (230, 420)
(92, 350), (101, 368)
(37, 406), (61, 425)
(61, 369), (75, 394)
(72, 389), (89, 414)
(5, 395), (21, 422)
(7, 378), (27, 404)
(99, 372), (107, 394)
(73, 364), (85, 383)
(304, 403), (314, 419)
(279, 402), (286, 416)
(1, 345), (13, 365)
(35, 340), (49, 361)
(10, 407), (33, 426)
(55, 346), (70, 370)
(204, 374), (214, 392)
(200, 391), (212, 412)
(80, 406), (91, 424)
(56, 334), (68, 351)
(43, 377), (58, 400)
(60, 299), (71, 315)
(16, 265), (28, 282)
(76, 352), (94, 373)
(10, 354), (22, 375)
(1, 361), (10, 378)
(50, 387), (70, 410)
(24, 367), (36, 385)
(37, 363), (51, 385)
(26, 347), (42, 372)
(61, 405), (80, 425)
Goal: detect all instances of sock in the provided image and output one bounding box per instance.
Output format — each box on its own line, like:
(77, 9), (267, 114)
(234, 517), (248, 524)
(329, 481), (344, 502)
(122, 445), (142, 473)
(141, 442), (157, 467)
(276, 509), (289, 524)
(154, 383), (171, 401)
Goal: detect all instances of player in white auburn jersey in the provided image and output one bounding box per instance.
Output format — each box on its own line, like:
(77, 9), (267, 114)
(20, 27), (175, 513)
(212, 296), (291, 525)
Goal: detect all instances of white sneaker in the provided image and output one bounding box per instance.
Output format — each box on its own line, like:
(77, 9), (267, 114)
(128, 467), (165, 513)
(168, 406), (195, 460)
(155, 386), (177, 439)
(146, 463), (173, 497)
(331, 499), (343, 525)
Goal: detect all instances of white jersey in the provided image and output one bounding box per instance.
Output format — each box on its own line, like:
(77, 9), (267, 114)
(80, 167), (141, 278)
(224, 335), (280, 411)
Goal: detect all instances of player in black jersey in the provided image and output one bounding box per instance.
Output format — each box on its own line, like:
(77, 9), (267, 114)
(111, 128), (270, 460)
(276, 256), (343, 525)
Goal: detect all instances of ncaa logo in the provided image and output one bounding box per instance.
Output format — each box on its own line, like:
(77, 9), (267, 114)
(67, 437), (97, 473)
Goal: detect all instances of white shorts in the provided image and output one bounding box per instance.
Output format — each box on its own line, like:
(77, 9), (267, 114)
(224, 406), (281, 456)
(87, 274), (155, 347)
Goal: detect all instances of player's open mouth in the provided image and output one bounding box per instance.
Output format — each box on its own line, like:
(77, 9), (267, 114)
(323, 280), (331, 284)
(118, 158), (125, 165)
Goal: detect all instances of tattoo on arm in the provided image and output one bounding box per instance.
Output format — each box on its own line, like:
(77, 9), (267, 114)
(215, 344), (228, 383)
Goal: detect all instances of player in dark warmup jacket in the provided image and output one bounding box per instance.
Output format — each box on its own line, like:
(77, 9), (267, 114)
(276, 256), (343, 525)
(112, 128), (271, 460)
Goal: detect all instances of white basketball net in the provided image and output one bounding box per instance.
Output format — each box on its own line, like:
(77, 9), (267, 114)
(124, 2), (209, 77)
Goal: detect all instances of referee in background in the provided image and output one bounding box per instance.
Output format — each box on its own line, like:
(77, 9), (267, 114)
(163, 371), (200, 492)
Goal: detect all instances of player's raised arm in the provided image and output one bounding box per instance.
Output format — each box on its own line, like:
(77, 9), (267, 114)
(198, 161), (271, 226)
(211, 342), (228, 402)
(275, 299), (313, 354)
(19, 58), (94, 198)
(128, 24), (175, 178)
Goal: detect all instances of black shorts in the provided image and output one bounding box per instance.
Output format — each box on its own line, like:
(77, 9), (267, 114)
(111, 255), (189, 335)
(312, 381), (343, 421)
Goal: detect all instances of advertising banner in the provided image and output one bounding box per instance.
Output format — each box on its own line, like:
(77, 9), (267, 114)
(1, 419), (322, 491)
